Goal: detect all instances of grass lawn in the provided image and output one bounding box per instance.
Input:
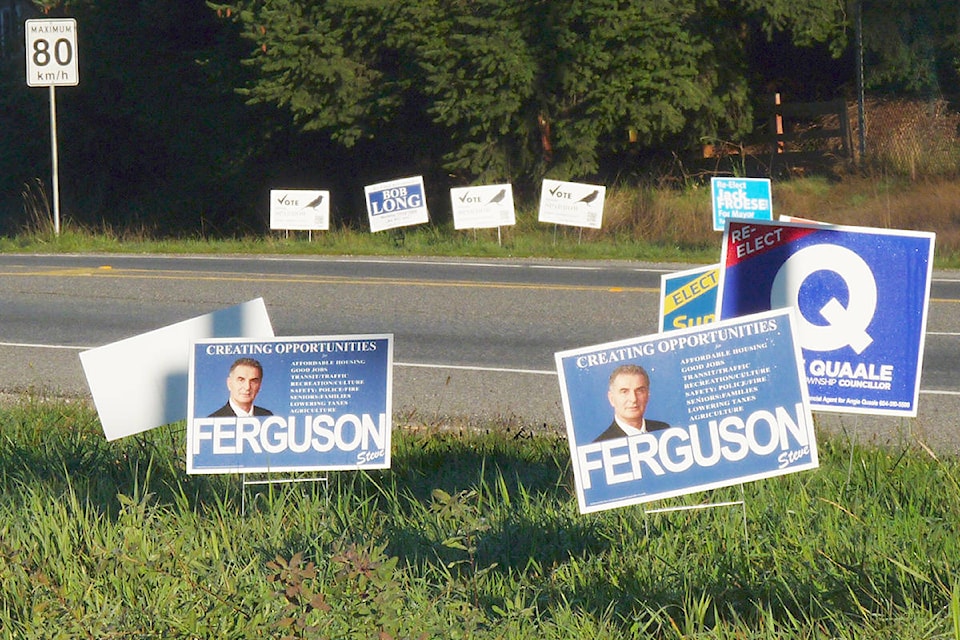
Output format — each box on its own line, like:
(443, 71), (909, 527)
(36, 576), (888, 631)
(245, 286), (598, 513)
(1, 398), (958, 638)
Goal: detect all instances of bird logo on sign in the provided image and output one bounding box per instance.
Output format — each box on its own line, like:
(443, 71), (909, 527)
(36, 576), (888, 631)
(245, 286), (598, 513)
(488, 188), (506, 205)
(301, 193), (324, 210)
(578, 189), (599, 205)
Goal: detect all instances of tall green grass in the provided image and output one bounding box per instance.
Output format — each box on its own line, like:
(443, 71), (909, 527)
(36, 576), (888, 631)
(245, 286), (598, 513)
(1, 398), (958, 638)
(5, 175), (960, 268)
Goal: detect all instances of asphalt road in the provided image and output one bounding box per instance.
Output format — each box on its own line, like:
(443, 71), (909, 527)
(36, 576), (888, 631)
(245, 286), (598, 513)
(1, 253), (958, 451)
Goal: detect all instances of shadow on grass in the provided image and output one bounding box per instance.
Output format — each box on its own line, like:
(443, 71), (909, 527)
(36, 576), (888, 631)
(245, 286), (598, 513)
(0, 400), (235, 516)
(383, 427), (613, 565)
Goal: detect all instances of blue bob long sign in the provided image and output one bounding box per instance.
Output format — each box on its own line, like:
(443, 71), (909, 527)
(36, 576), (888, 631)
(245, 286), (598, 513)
(556, 309), (817, 513)
(718, 220), (935, 416)
(364, 176), (429, 233)
(187, 335), (393, 474)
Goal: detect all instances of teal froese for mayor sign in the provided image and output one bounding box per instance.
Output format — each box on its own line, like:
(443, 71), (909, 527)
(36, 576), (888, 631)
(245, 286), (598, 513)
(187, 335), (393, 474)
(556, 309), (817, 514)
(711, 177), (772, 231)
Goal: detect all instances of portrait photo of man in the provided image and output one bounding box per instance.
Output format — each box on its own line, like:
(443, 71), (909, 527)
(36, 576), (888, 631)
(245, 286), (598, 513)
(593, 364), (669, 442)
(208, 357), (273, 417)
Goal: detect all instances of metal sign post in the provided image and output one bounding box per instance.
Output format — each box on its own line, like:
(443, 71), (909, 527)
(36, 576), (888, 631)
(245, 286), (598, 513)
(25, 18), (79, 237)
(47, 85), (61, 235)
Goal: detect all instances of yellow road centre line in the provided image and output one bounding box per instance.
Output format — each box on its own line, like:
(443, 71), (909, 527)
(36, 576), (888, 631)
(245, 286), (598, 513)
(0, 266), (656, 293)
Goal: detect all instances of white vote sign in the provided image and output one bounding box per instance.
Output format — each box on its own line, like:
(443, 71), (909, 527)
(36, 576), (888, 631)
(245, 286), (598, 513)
(538, 179), (605, 229)
(450, 184), (516, 230)
(26, 18), (79, 87)
(270, 189), (330, 231)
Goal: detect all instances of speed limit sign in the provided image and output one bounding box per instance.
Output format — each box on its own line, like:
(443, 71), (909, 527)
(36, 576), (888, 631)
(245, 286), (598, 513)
(26, 18), (79, 87)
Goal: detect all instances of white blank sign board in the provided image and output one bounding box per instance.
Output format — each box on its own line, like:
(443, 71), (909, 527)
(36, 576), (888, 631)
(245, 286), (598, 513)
(80, 298), (274, 441)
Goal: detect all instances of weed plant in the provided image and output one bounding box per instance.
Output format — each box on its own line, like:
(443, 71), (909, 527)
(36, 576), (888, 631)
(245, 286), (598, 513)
(0, 397), (958, 638)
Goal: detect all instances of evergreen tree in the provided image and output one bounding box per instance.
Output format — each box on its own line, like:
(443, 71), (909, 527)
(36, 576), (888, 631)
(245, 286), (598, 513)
(859, 0), (960, 96)
(218, 0), (848, 186)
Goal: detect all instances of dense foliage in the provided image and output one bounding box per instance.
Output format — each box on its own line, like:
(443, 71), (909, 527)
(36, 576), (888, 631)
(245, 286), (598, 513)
(1, 0), (958, 234)
(215, 0), (849, 186)
(861, 0), (960, 96)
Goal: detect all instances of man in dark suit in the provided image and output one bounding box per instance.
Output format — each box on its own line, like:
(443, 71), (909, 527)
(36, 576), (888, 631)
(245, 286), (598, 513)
(208, 357), (273, 417)
(593, 364), (669, 442)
